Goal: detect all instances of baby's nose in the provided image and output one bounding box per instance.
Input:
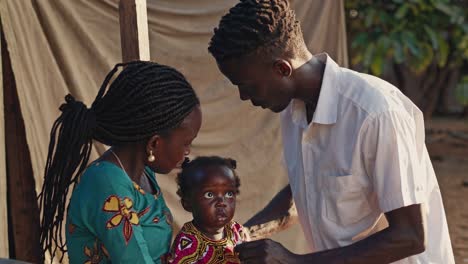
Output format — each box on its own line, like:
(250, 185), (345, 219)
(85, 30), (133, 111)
(215, 197), (227, 207)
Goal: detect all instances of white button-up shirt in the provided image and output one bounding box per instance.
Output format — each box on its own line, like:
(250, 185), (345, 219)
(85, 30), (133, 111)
(280, 54), (455, 263)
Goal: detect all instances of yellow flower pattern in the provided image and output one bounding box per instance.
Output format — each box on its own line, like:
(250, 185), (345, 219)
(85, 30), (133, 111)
(103, 195), (140, 244)
(83, 239), (109, 264)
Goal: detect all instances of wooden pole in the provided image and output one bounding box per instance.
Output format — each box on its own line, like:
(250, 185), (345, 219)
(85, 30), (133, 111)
(0, 21), (8, 260)
(119, 0), (150, 62)
(2, 25), (41, 263)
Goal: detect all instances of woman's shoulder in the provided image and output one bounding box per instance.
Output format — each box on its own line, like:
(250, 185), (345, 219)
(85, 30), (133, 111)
(78, 161), (130, 190)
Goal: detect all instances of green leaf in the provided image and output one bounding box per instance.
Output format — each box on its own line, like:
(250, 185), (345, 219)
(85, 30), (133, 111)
(462, 24), (468, 34)
(393, 41), (405, 64)
(363, 43), (376, 68)
(423, 25), (439, 49)
(351, 33), (368, 49)
(457, 36), (468, 60)
(378, 11), (391, 25)
(411, 42), (434, 73)
(365, 8), (376, 27)
(455, 75), (468, 106)
(377, 35), (392, 51)
(401, 31), (421, 57)
(370, 54), (384, 76)
(434, 2), (456, 17)
(351, 53), (363, 66)
(437, 35), (449, 67)
(395, 4), (410, 19)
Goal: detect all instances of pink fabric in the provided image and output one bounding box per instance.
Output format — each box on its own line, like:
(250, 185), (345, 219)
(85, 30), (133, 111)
(167, 221), (248, 264)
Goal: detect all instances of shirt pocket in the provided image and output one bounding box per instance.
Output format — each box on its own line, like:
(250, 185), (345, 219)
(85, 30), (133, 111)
(322, 174), (372, 226)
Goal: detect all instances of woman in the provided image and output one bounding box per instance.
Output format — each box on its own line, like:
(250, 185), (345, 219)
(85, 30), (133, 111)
(38, 61), (202, 263)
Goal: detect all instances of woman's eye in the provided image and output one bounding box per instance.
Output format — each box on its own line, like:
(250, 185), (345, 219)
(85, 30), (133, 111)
(204, 192), (214, 198)
(225, 191), (234, 198)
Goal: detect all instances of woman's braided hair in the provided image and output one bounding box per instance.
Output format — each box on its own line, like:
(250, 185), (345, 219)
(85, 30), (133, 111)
(38, 61), (199, 260)
(208, 0), (306, 62)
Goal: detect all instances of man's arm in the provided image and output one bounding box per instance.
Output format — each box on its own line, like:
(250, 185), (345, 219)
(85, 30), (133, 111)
(237, 204), (426, 263)
(244, 184), (298, 240)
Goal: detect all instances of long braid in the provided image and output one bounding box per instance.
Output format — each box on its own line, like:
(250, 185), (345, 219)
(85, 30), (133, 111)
(208, 0), (306, 62)
(38, 95), (96, 260)
(38, 61), (200, 261)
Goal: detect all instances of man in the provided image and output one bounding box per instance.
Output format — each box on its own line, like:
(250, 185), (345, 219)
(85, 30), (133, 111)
(208, 0), (455, 263)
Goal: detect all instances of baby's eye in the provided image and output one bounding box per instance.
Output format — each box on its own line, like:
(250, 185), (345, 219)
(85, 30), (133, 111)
(204, 192), (214, 199)
(225, 191), (235, 198)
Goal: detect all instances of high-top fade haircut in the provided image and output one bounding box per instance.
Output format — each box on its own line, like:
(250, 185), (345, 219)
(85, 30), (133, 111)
(208, 0), (307, 63)
(38, 61), (200, 261)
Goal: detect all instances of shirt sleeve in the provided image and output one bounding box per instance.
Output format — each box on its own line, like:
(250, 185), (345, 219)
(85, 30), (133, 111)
(166, 230), (195, 264)
(231, 222), (250, 244)
(360, 109), (427, 213)
(80, 168), (155, 263)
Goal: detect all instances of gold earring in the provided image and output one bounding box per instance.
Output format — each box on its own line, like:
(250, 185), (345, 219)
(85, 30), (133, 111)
(148, 150), (155, 162)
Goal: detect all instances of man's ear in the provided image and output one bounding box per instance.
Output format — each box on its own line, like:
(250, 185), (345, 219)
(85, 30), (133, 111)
(273, 59), (292, 77)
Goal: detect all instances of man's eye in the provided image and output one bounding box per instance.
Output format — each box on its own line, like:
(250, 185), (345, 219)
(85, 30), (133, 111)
(225, 191), (234, 198)
(204, 192), (214, 198)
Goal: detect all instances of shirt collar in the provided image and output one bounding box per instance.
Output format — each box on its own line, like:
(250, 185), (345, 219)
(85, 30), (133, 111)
(312, 53), (340, 125)
(289, 53), (340, 128)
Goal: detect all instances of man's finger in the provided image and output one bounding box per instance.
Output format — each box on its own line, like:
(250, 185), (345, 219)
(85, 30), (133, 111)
(236, 245), (264, 261)
(235, 239), (268, 251)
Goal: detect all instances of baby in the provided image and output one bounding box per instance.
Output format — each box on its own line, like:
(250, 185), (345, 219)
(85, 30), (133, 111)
(167, 156), (249, 264)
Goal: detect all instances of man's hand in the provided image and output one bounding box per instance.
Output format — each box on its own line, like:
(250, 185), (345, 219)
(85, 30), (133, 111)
(237, 204), (426, 264)
(244, 185), (298, 240)
(235, 239), (297, 264)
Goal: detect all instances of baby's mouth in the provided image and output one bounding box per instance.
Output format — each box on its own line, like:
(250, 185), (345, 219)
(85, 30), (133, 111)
(215, 209), (228, 219)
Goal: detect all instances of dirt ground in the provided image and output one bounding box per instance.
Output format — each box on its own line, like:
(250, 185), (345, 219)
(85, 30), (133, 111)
(427, 118), (468, 263)
(434, 157), (468, 263)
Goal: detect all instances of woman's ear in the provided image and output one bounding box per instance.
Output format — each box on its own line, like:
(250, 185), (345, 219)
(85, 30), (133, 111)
(146, 134), (161, 156)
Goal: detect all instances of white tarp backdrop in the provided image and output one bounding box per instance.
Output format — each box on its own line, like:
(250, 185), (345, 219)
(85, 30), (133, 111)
(0, 0), (347, 260)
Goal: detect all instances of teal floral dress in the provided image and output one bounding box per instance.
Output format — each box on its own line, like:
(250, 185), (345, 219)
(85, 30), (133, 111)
(66, 161), (173, 263)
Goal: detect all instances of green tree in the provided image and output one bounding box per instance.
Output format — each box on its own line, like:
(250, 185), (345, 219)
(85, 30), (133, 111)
(346, 0), (468, 118)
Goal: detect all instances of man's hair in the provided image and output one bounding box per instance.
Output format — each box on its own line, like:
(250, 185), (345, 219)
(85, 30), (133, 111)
(38, 61), (200, 261)
(208, 0), (307, 62)
(176, 156), (241, 212)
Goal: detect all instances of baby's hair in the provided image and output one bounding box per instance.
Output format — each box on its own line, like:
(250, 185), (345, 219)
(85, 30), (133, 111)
(176, 156), (241, 206)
